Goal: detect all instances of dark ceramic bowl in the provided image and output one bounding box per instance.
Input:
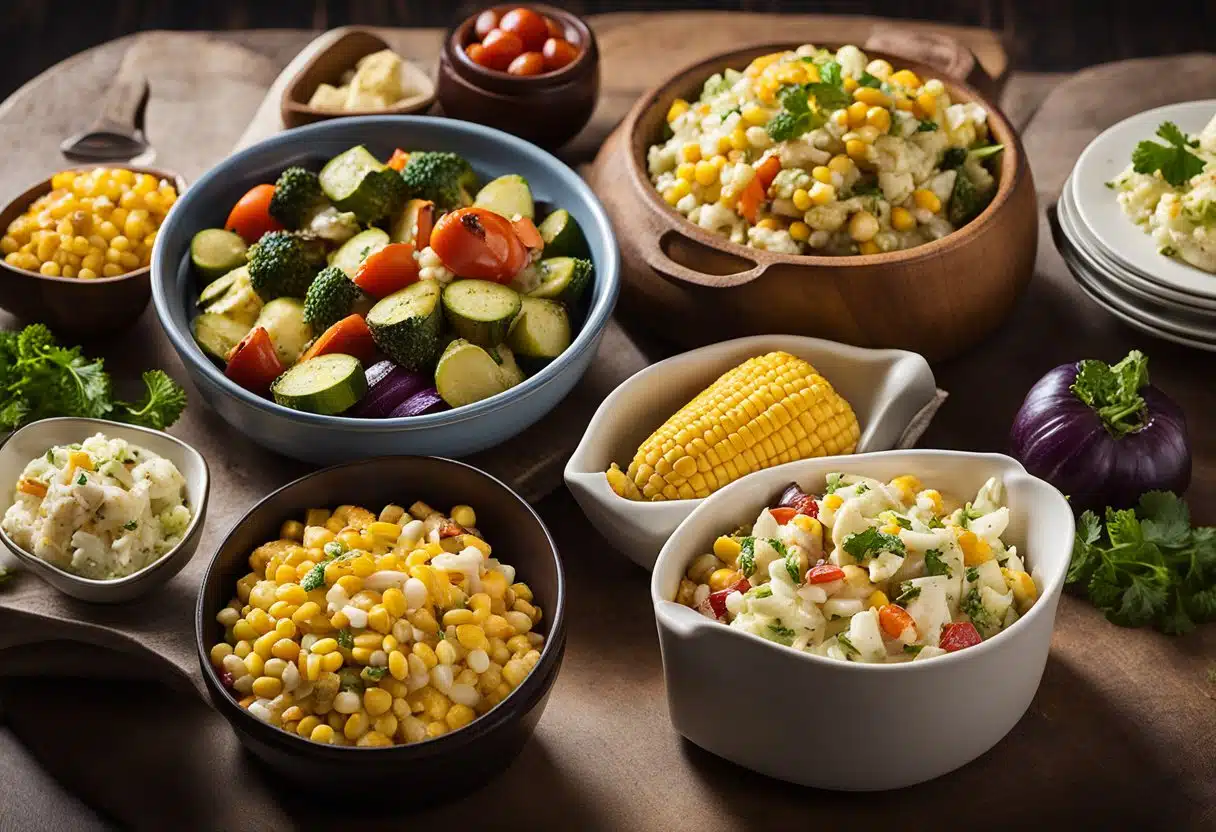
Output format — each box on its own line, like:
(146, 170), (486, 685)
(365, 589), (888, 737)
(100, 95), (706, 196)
(195, 455), (566, 792)
(437, 4), (599, 150)
(0, 166), (186, 339)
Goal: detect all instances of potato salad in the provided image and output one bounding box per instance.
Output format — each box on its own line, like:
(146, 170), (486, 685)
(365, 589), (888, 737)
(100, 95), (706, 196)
(2, 433), (191, 579)
(1110, 115), (1216, 273)
(648, 44), (1002, 256)
(675, 474), (1039, 663)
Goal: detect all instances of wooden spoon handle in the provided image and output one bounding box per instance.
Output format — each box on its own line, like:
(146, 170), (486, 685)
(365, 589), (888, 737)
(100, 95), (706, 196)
(638, 227), (769, 289)
(94, 58), (149, 133)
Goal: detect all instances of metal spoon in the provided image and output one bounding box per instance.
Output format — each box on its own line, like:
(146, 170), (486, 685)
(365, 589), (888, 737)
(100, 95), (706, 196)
(60, 62), (151, 163)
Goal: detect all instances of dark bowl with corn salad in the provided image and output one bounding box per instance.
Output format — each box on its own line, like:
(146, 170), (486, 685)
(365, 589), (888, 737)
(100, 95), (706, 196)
(195, 455), (566, 792)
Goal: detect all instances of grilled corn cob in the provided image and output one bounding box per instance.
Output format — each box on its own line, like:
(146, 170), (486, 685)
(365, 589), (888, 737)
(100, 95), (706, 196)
(606, 351), (859, 501)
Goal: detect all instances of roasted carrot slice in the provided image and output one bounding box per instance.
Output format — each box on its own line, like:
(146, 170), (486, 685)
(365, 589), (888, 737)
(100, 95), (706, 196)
(387, 148), (410, 171)
(298, 314), (376, 364)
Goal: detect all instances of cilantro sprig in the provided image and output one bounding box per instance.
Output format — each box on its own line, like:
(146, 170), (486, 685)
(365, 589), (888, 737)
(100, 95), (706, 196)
(842, 527), (905, 565)
(0, 324), (186, 431)
(1068, 491), (1216, 634)
(1132, 122), (1206, 187)
(1069, 350), (1150, 437)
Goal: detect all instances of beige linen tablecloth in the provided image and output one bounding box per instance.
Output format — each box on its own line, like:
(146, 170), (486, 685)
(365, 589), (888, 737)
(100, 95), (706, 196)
(0, 19), (1214, 832)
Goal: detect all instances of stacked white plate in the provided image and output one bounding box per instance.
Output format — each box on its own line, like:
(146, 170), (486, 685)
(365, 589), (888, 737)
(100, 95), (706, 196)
(1054, 100), (1216, 351)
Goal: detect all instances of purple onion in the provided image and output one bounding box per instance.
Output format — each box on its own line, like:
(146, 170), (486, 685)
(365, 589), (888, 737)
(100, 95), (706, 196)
(777, 483), (810, 507)
(389, 387), (448, 417)
(350, 361), (430, 418)
(1010, 353), (1190, 512)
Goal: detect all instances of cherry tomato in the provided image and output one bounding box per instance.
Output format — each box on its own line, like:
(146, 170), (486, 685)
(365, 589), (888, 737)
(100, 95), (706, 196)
(480, 29), (524, 71)
(354, 242), (419, 298)
(806, 561), (845, 584)
(543, 16), (564, 40)
(466, 43), (488, 66)
(430, 207), (528, 282)
(225, 326), (283, 394)
(790, 494), (819, 518)
(474, 9), (499, 39)
(939, 621), (982, 652)
(500, 8), (548, 51)
(879, 604), (917, 639)
(507, 51), (545, 76)
(705, 578), (749, 619)
(299, 314), (376, 364)
(768, 507), (797, 525)
(224, 184), (283, 244)
(542, 37), (578, 72)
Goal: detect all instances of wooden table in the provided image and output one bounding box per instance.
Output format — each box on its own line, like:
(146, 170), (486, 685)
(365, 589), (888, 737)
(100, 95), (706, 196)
(0, 14), (1213, 832)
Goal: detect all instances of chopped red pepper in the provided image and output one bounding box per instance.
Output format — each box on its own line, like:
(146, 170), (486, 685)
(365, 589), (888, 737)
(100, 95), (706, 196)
(790, 494), (819, 518)
(879, 604), (916, 639)
(805, 561), (845, 584)
(768, 506), (797, 525)
(224, 326), (284, 394)
(386, 148), (409, 171)
(703, 578), (750, 619)
(354, 242), (420, 298)
(939, 621), (982, 652)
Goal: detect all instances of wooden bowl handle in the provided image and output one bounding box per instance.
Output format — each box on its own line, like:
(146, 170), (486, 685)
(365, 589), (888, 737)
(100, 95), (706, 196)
(862, 27), (1000, 99)
(638, 227), (770, 289)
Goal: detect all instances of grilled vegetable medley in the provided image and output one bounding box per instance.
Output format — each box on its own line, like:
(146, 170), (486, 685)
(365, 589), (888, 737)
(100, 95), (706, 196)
(189, 144), (594, 417)
(675, 473), (1039, 662)
(607, 351), (859, 501)
(209, 500), (545, 746)
(648, 44), (1003, 255)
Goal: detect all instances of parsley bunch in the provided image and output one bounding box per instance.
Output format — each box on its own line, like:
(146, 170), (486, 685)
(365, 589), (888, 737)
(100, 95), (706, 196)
(1132, 122), (1205, 187)
(1068, 491), (1216, 634)
(0, 324), (186, 431)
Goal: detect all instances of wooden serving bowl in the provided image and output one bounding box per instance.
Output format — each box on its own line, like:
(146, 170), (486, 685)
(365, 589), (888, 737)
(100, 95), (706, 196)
(0, 165), (186, 339)
(281, 27), (436, 129)
(437, 4), (599, 150)
(592, 43), (1037, 362)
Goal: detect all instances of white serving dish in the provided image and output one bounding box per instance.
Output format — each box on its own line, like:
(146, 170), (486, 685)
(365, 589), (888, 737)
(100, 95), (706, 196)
(651, 451), (1072, 791)
(1071, 99), (1216, 299)
(0, 418), (210, 603)
(564, 335), (937, 570)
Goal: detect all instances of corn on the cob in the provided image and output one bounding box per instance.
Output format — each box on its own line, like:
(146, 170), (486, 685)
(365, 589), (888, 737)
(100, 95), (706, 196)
(606, 351), (860, 501)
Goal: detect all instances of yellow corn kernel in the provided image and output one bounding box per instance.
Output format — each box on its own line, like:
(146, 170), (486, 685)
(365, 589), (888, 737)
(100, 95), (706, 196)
(853, 87), (890, 107)
(868, 590), (889, 610)
(445, 704), (476, 730)
(911, 190), (942, 215)
(310, 637), (338, 655)
(271, 638), (299, 662)
(866, 107), (891, 133)
(456, 624), (489, 652)
(367, 605), (392, 634)
(809, 182), (836, 205)
(848, 210), (879, 242)
(891, 206), (916, 231)
(676, 162), (696, 182)
(309, 723), (335, 744)
(957, 530), (993, 565)
(667, 98), (690, 123)
(789, 221), (811, 242)
(707, 568), (738, 592)
(889, 475), (922, 502)
(894, 96), (916, 112)
(881, 524), (903, 537)
(484, 614), (514, 640)
(694, 160), (719, 186)
(364, 687), (392, 717)
(805, 166), (830, 186)
(367, 521), (401, 540)
(321, 651), (344, 672)
(846, 101), (869, 128)
(412, 641), (438, 669)
(890, 69), (922, 89)
(712, 536), (741, 561)
(825, 156), (851, 178)
(823, 494), (844, 511)
(680, 143), (701, 163)
(335, 575), (363, 595)
(919, 489), (944, 514)
(915, 93), (937, 118)
(663, 180), (692, 206)
(787, 188), (811, 212)
(845, 139), (868, 162)
(858, 240), (881, 255)
(305, 653), (323, 681)
(729, 127), (748, 151)
(791, 515), (822, 540)
(741, 104), (769, 126)
(830, 109), (850, 129)
(39, 261), (60, 277)
(1003, 568), (1038, 610)
(756, 217), (781, 231)
(842, 76), (859, 92)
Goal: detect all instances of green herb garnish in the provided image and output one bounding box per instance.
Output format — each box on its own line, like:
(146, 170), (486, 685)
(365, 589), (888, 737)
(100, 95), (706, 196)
(765, 84), (826, 142)
(855, 483), (870, 495)
(738, 536), (757, 576)
(836, 633), (859, 657)
(824, 473), (843, 494)
(1132, 122), (1205, 186)
(76, 472), (87, 486)
(1070, 350), (1150, 437)
(965, 566), (980, 582)
(916, 120), (939, 132)
(337, 629), (354, 649)
(123, 520), (138, 531)
(817, 59), (842, 87)
(857, 71), (882, 88)
(842, 527), (905, 564)
(924, 548), (952, 577)
(896, 583), (921, 604)
(301, 540), (349, 591)
(767, 622), (797, 645)
(961, 586), (995, 630)
(362, 666), (388, 681)
(941, 147), (967, 169)
(903, 644), (924, 655)
(45, 449), (54, 463)
(749, 585), (773, 599)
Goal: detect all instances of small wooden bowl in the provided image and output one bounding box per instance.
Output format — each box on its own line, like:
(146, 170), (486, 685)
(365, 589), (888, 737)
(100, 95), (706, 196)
(0, 165), (186, 339)
(437, 5), (599, 150)
(593, 43), (1037, 362)
(281, 27), (436, 129)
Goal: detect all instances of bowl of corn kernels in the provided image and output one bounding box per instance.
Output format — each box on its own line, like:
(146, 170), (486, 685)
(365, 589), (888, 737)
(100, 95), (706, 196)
(196, 455), (566, 792)
(0, 165), (185, 337)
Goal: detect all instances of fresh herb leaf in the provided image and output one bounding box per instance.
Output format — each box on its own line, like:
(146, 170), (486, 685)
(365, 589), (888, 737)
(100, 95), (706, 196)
(961, 586), (995, 630)
(916, 120), (939, 132)
(924, 548), (952, 577)
(835, 633), (859, 657)
(1131, 121), (1205, 186)
(45, 449), (54, 463)
(767, 622), (797, 645)
(749, 584), (773, 599)
(300, 562), (327, 591)
(850, 179), (882, 197)
(824, 473), (843, 494)
(965, 566), (980, 582)
(969, 143), (1005, 161)
(927, 516), (945, 529)
(738, 536), (756, 576)
(323, 540), (347, 559)
(1070, 350), (1150, 437)
(113, 370), (188, 431)
(941, 147), (967, 169)
(804, 82), (852, 111)
(784, 545), (802, 584)
(123, 520), (138, 531)
(362, 666), (388, 681)
(842, 527), (905, 564)
(893, 516), (912, 530)
(817, 59), (842, 87)
(855, 483), (870, 495)
(765, 84), (827, 142)
(76, 472), (87, 486)
(1160, 245), (1178, 257)
(337, 628), (354, 649)
(903, 644), (924, 655)
(857, 71), (882, 88)
(896, 584), (921, 604)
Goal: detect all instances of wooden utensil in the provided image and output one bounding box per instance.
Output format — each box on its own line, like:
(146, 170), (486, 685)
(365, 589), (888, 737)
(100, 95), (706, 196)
(590, 39), (1037, 362)
(59, 55), (150, 163)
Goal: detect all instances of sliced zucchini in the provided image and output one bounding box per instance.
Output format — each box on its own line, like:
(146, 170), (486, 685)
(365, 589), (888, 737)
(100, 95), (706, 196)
(366, 279), (446, 372)
(390, 198), (435, 246)
(537, 209), (588, 257)
(330, 228), (390, 278)
(201, 266), (263, 326)
(528, 257), (593, 305)
(253, 297), (313, 366)
(434, 340), (524, 408)
(191, 228), (248, 280)
(271, 353), (367, 415)
(507, 297), (571, 359)
(198, 267), (241, 307)
(319, 145), (387, 219)
(473, 174), (534, 220)
(441, 279), (522, 347)
(191, 313), (252, 362)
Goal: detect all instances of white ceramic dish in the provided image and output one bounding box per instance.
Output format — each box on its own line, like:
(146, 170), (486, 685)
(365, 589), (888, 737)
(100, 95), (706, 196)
(0, 418), (210, 602)
(565, 335), (937, 570)
(651, 451), (1072, 791)
(1071, 100), (1216, 299)
(1058, 182), (1216, 313)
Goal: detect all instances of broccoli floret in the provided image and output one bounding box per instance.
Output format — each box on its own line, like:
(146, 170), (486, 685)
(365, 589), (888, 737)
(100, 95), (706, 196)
(346, 168), (408, 226)
(269, 167), (325, 229)
(246, 231), (327, 300)
(400, 152), (478, 211)
(303, 265), (362, 329)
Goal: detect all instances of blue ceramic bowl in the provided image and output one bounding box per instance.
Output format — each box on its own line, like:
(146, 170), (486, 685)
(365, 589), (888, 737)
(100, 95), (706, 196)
(152, 116), (619, 464)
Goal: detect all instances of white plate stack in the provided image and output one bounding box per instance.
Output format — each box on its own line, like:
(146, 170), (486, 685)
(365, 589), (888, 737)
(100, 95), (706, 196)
(1054, 100), (1216, 351)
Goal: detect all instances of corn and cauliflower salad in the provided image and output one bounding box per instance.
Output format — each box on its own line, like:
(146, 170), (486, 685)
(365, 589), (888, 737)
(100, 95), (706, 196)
(208, 500), (545, 747)
(675, 473), (1040, 663)
(1110, 115), (1216, 273)
(648, 45), (1003, 256)
(2, 433), (191, 579)
(608, 351), (859, 502)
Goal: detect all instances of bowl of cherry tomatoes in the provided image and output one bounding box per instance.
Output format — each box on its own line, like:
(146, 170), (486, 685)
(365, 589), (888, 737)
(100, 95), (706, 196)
(438, 4), (599, 150)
